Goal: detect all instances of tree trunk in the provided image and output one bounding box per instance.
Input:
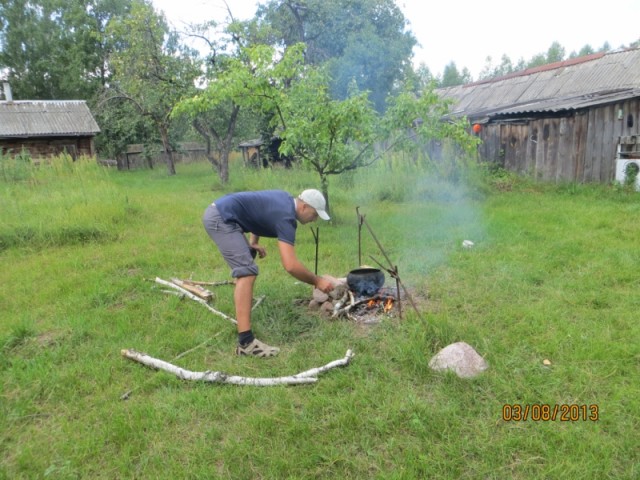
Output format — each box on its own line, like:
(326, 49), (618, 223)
(192, 104), (239, 184)
(321, 174), (330, 218)
(218, 104), (240, 184)
(159, 126), (176, 176)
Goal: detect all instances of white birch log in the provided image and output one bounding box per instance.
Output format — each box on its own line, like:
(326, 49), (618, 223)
(156, 277), (237, 325)
(293, 349), (355, 378)
(121, 349), (355, 386)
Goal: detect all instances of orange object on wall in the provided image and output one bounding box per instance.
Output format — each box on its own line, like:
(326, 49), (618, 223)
(472, 124), (482, 134)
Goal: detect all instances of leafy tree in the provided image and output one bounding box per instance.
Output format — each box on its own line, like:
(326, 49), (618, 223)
(383, 84), (480, 180)
(175, 42), (304, 183)
(440, 62), (472, 87)
(599, 41), (612, 52)
(478, 54), (527, 80)
(93, 99), (157, 161)
(177, 41), (478, 206)
(256, 0), (416, 112)
(188, 99), (241, 183)
(0, 0), (131, 100)
(412, 63), (436, 89)
(106, 0), (200, 175)
(570, 44), (595, 59)
(169, 18), (267, 183)
(277, 69), (378, 209)
(176, 43), (379, 206)
(545, 41), (565, 64)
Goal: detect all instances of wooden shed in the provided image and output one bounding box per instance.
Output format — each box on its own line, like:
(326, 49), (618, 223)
(238, 137), (293, 168)
(0, 98), (100, 160)
(238, 138), (265, 167)
(436, 47), (640, 184)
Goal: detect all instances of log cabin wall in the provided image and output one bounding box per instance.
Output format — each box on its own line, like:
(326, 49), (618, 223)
(476, 97), (640, 183)
(0, 136), (95, 160)
(436, 49), (640, 185)
(0, 100), (100, 160)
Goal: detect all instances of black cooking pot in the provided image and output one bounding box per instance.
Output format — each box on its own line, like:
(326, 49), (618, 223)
(347, 267), (385, 297)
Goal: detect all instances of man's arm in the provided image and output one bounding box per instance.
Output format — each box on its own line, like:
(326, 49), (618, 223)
(278, 241), (333, 292)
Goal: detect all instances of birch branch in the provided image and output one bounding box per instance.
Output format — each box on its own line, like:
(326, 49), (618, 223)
(155, 277), (237, 325)
(252, 295), (266, 311)
(331, 290), (349, 317)
(293, 350), (355, 378)
(184, 280), (236, 287)
(120, 349), (355, 386)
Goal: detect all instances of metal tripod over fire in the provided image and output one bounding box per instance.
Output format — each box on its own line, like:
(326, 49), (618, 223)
(356, 207), (421, 320)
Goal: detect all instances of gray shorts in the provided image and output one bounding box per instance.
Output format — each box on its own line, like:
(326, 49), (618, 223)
(202, 204), (259, 278)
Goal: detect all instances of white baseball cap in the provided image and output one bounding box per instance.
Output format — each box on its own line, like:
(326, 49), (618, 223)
(299, 189), (330, 220)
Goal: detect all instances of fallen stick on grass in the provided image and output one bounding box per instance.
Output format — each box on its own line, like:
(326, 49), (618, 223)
(252, 294), (266, 311)
(184, 279), (236, 287)
(120, 349), (355, 386)
(155, 277), (237, 325)
(160, 290), (265, 312)
(170, 278), (214, 301)
(120, 332), (224, 400)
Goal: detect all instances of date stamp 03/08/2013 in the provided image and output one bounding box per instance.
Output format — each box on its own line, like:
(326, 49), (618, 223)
(502, 404), (599, 422)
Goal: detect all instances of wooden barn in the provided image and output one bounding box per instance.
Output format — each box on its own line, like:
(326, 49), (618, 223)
(0, 94), (100, 160)
(436, 47), (640, 184)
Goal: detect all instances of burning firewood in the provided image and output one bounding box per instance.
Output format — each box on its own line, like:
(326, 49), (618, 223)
(331, 294), (396, 319)
(120, 349), (355, 386)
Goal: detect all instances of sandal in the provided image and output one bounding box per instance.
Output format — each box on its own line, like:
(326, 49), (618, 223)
(236, 338), (280, 357)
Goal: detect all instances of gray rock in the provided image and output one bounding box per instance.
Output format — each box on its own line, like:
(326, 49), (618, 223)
(428, 342), (489, 378)
(312, 289), (329, 303)
(308, 299), (321, 310)
(320, 301), (334, 315)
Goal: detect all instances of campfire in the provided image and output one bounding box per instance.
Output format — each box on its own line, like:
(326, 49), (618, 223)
(307, 207), (420, 323)
(309, 279), (401, 324)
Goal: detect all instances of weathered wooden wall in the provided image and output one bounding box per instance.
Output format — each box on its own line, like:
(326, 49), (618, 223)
(0, 136), (95, 159)
(476, 98), (640, 183)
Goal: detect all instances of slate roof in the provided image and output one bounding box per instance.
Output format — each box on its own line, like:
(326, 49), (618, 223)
(0, 100), (100, 138)
(437, 47), (640, 122)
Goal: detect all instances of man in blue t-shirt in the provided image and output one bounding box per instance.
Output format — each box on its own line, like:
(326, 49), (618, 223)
(203, 189), (334, 357)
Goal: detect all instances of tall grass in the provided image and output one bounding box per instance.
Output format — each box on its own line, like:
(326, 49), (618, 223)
(0, 154), (125, 251)
(1, 155), (639, 479)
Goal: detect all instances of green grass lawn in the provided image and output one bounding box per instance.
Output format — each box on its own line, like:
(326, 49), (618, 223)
(1, 156), (639, 479)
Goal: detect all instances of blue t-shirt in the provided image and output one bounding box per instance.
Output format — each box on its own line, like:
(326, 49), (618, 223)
(214, 190), (297, 245)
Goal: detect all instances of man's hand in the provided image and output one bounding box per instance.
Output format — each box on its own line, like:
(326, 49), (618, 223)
(314, 276), (334, 293)
(249, 241), (266, 258)
(249, 233), (267, 258)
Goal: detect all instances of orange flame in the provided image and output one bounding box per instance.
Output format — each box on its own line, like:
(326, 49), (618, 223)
(384, 298), (394, 313)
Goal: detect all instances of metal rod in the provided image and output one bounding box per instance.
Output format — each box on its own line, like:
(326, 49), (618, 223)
(356, 207), (364, 266)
